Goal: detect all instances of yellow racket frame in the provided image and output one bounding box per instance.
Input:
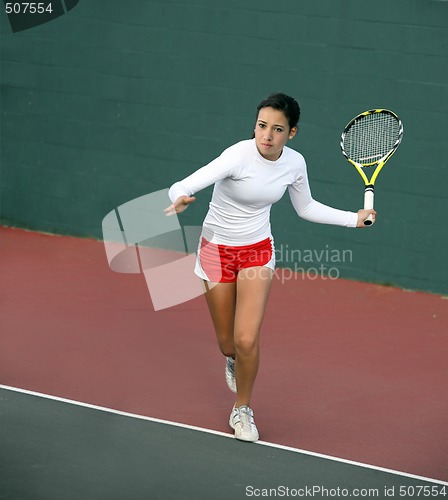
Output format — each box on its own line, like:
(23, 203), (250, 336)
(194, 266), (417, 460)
(341, 109), (403, 225)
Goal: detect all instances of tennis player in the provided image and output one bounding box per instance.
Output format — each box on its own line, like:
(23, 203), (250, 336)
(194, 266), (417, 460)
(165, 93), (375, 442)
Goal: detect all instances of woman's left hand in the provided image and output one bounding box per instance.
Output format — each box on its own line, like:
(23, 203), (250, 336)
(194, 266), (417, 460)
(356, 209), (376, 227)
(164, 195), (196, 216)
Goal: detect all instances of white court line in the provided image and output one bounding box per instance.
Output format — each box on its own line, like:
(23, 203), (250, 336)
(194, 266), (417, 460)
(1, 384), (447, 487)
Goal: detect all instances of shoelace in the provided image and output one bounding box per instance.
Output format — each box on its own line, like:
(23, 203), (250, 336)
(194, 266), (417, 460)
(235, 406), (255, 432)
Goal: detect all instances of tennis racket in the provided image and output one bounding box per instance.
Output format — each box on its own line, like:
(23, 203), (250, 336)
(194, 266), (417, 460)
(340, 109), (403, 226)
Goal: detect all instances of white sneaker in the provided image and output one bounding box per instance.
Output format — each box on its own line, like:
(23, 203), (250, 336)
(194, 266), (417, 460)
(229, 405), (259, 442)
(225, 357), (237, 393)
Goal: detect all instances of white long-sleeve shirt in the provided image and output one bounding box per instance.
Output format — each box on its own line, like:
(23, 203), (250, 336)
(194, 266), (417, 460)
(169, 139), (358, 245)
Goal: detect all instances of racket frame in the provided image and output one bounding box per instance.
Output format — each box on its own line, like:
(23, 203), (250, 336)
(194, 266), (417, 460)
(340, 109), (403, 226)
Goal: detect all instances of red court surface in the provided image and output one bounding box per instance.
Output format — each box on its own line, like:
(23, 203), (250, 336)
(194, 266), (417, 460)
(1, 226), (447, 482)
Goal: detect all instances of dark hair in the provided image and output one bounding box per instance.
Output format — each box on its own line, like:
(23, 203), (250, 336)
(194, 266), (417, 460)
(256, 93), (301, 130)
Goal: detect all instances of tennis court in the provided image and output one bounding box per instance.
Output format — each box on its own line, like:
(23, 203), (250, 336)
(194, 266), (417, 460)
(1, 226), (447, 499)
(2, 1), (448, 498)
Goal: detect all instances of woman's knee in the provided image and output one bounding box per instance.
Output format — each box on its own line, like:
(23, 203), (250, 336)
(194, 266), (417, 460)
(234, 333), (259, 356)
(219, 345), (236, 358)
(216, 334), (235, 357)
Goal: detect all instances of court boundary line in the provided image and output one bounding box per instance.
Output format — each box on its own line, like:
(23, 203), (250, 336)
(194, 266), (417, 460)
(1, 384), (447, 487)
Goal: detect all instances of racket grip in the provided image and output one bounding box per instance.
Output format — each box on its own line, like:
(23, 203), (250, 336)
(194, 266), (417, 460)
(363, 185), (374, 226)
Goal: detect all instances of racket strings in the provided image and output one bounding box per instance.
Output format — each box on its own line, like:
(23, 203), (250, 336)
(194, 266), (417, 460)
(343, 113), (401, 166)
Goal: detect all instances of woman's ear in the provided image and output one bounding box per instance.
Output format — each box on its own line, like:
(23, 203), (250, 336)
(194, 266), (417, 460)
(289, 127), (298, 140)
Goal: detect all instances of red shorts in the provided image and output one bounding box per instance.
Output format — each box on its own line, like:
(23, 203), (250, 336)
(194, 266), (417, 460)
(196, 237), (274, 283)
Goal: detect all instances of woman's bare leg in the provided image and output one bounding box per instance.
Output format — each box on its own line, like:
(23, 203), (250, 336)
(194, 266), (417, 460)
(203, 281), (237, 358)
(233, 266), (273, 407)
(203, 267), (273, 407)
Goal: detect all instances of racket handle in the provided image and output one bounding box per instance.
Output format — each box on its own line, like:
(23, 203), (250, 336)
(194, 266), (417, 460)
(363, 185), (374, 226)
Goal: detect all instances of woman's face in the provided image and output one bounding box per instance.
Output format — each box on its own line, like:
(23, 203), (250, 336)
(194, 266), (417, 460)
(254, 107), (297, 161)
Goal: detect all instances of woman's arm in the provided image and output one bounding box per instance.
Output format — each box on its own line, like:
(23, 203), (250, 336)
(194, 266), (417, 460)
(165, 146), (240, 215)
(288, 162), (373, 228)
(166, 147), (240, 215)
(169, 148), (239, 202)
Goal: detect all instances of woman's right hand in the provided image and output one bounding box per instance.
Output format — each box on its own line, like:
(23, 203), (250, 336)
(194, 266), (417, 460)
(164, 195), (196, 216)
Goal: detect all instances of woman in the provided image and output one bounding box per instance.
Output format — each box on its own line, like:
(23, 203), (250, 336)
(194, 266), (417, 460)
(165, 93), (375, 442)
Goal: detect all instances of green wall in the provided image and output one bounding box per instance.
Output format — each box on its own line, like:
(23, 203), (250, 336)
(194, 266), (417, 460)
(1, 0), (447, 294)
